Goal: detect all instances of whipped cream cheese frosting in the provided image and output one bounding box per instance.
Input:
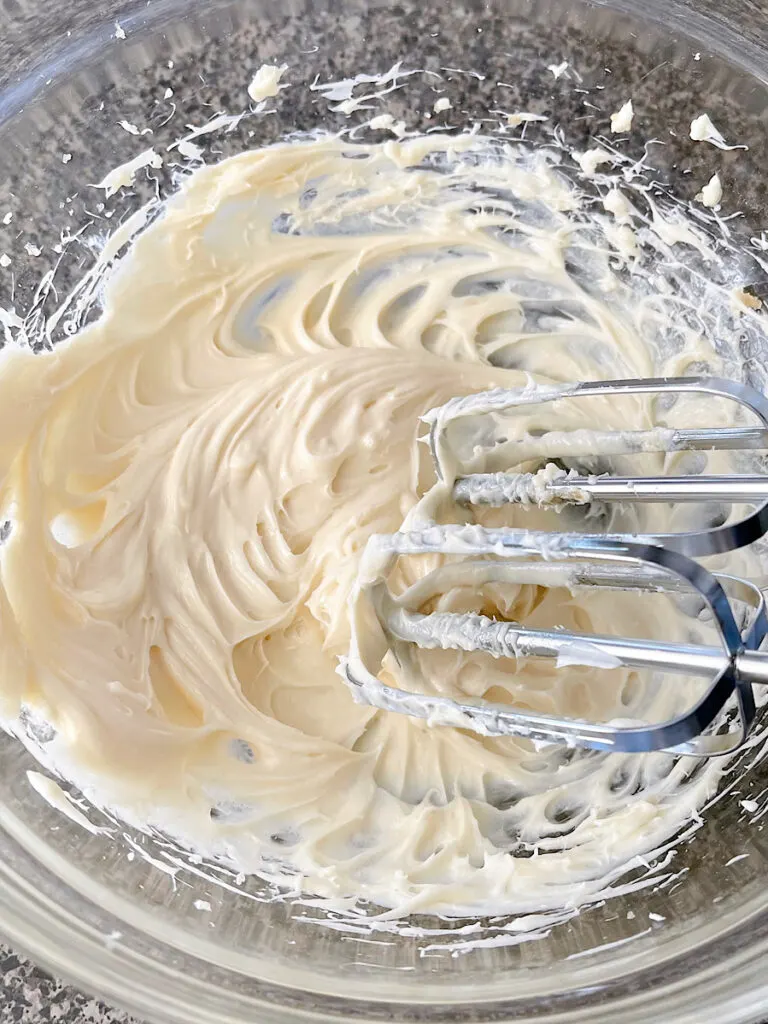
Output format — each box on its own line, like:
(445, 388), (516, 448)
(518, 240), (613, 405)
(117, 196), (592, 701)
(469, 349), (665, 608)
(0, 133), (759, 915)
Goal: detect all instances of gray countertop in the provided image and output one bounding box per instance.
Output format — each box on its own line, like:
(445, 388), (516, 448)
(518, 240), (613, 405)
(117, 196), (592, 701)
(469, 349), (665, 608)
(0, 944), (139, 1024)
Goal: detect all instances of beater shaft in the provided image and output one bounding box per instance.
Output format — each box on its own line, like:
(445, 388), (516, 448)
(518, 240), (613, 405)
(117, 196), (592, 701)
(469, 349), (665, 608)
(388, 608), (768, 685)
(454, 473), (768, 506)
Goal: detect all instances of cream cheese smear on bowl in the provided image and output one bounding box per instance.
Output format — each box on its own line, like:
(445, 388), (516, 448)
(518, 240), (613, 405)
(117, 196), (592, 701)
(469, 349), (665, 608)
(0, 70), (766, 928)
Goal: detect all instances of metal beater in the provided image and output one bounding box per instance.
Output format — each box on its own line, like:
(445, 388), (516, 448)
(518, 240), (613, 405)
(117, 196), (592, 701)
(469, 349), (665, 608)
(341, 377), (768, 757)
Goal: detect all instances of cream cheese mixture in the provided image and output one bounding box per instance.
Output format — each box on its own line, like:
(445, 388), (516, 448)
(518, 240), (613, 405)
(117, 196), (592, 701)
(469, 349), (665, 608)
(0, 131), (762, 917)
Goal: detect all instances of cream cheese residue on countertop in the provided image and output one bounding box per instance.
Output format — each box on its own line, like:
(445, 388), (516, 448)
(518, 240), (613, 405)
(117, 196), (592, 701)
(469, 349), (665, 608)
(610, 99), (634, 133)
(690, 112), (747, 151)
(247, 63), (288, 103)
(697, 172), (723, 208)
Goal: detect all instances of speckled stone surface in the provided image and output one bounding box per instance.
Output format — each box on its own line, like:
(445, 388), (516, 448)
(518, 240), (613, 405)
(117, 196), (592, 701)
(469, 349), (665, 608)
(0, 943), (140, 1024)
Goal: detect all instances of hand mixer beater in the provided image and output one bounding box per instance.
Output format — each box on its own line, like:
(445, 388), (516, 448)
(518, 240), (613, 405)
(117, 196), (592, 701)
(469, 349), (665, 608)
(341, 377), (768, 757)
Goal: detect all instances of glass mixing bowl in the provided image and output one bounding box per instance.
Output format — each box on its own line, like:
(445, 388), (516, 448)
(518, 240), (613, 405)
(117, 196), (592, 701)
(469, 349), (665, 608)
(3, 0), (768, 1021)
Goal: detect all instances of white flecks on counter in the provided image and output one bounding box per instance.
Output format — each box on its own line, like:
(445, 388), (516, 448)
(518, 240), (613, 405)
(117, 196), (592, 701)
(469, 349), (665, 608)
(725, 853), (750, 867)
(368, 113), (406, 135)
(168, 112), (245, 153)
(610, 99), (634, 133)
(507, 111), (548, 127)
(690, 113), (747, 151)
(433, 96), (452, 113)
(369, 113), (395, 130)
(547, 61), (569, 79)
(177, 140), (204, 162)
(696, 172), (722, 208)
(114, 20), (126, 40)
(574, 148), (612, 175)
(309, 62), (415, 116)
(92, 148), (164, 198)
(247, 63), (288, 103)
(0, 254), (10, 268)
(117, 119), (152, 137)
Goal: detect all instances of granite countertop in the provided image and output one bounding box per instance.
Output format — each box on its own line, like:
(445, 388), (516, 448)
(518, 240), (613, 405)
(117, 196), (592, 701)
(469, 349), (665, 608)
(0, 944), (138, 1024)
